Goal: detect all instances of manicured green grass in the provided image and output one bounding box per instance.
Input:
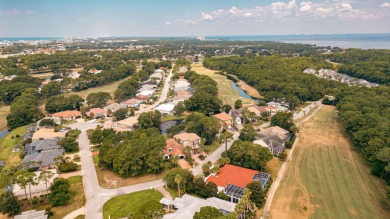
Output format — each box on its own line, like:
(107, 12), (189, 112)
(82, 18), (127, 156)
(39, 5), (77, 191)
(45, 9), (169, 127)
(103, 190), (163, 219)
(271, 106), (386, 219)
(0, 125), (27, 170)
(74, 215), (85, 219)
(206, 141), (222, 153)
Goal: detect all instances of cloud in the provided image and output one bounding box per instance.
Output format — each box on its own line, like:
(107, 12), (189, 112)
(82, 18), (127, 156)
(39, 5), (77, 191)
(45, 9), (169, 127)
(0, 9), (22, 16)
(164, 21), (172, 26)
(201, 12), (214, 21)
(380, 3), (390, 8)
(299, 5), (312, 12)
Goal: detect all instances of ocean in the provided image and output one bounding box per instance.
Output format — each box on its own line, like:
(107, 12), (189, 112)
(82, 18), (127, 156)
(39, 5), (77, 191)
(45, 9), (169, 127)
(206, 33), (390, 49)
(1, 33), (390, 49)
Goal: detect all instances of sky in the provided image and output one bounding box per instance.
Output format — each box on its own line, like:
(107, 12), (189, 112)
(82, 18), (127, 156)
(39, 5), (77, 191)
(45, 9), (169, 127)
(0, 0), (390, 37)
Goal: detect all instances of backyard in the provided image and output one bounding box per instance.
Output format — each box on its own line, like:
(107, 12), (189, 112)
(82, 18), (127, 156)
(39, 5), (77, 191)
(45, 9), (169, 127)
(103, 189), (163, 219)
(269, 106), (389, 219)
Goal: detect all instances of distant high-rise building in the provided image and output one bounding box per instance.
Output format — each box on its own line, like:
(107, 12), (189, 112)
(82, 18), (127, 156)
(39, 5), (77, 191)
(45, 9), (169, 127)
(197, 36), (205, 41)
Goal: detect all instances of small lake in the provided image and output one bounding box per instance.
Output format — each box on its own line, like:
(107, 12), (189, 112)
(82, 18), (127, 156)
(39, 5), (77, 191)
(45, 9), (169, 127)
(0, 129), (9, 140)
(231, 82), (259, 102)
(159, 120), (184, 134)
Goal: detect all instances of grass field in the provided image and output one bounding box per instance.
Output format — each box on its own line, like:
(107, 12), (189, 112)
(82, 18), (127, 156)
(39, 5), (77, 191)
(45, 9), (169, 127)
(103, 190), (163, 219)
(0, 126), (27, 170)
(0, 105), (10, 132)
(64, 75), (132, 101)
(191, 63), (257, 106)
(270, 106), (388, 219)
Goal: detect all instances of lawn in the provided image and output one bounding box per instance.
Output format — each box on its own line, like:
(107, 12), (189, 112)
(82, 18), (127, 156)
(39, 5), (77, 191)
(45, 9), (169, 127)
(160, 114), (186, 123)
(0, 126), (27, 170)
(0, 105), (10, 132)
(270, 106), (388, 219)
(103, 190), (163, 219)
(191, 63), (257, 106)
(17, 176), (85, 219)
(64, 75), (132, 101)
(51, 176), (85, 219)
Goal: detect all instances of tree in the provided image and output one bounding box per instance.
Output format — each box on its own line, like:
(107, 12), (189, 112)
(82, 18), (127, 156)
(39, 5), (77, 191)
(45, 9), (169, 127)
(222, 104), (232, 113)
(174, 101), (186, 116)
(226, 140), (273, 170)
(175, 174), (183, 197)
(239, 124), (256, 142)
(113, 108), (128, 121)
(219, 131), (234, 154)
(0, 191), (20, 216)
(234, 188), (256, 219)
(41, 82), (62, 98)
(86, 92), (111, 108)
(58, 137), (79, 152)
(247, 181), (266, 207)
(234, 100), (243, 109)
(163, 168), (194, 192)
(194, 206), (223, 219)
(271, 112), (294, 131)
(38, 170), (55, 200)
(49, 178), (70, 206)
(202, 161), (212, 176)
(14, 170), (36, 205)
(134, 200), (164, 219)
(138, 111), (161, 129)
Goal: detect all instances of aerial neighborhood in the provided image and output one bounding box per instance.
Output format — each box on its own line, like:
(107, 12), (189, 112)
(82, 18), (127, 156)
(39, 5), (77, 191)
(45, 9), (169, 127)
(0, 35), (389, 219)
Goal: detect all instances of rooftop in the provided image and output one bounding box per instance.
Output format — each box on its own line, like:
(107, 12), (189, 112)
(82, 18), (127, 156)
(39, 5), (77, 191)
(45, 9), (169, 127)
(173, 132), (201, 142)
(52, 110), (81, 119)
(206, 164), (258, 188)
(212, 112), (233, 121)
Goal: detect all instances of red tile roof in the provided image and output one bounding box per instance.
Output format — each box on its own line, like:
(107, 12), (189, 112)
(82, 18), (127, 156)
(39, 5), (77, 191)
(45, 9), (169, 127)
(212, 112), (233, 121)
(164, 139), (183, 157)
(134, 95), (149, 101)
(52, 110), (81, 119)
(86, 108), (108, 117)
(206, 164), (258, 188)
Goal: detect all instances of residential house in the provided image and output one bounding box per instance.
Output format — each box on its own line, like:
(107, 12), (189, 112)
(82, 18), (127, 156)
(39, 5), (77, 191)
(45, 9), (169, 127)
(253, 126), (292, 155)
(155, 103), (175, 115)
(22, 132), (33, 141)
(116, 116), (138, 131)
(121, 98), (142, 108)
(13, 169), (58, 200)
(154, 69), (165, 75)
(247, 106), (261, 116)
(134, 95), (150, 103)
(86, 108), (108, 118)
(205, 164), (270, 203)
(163, 139), (184, 160)
(24, 139), (62, 155)
(14, 210), (48, 219)
(88, 69), (102, 74)
(69, 72), (80, 79)
(161, 194), (236, 219)
(229, 109), (242, 125)
(138, 84), (157, 92)
(173, 90), (192, 100)
(174, 80), (191, 92)
(173, 133), (202, 153)
(137, 89), (155, 97)
(103, 103), (127, 113)
(22, 150), (63, 170)
(212, 112), (234, 130)
(149, 72), (163, 80)
(52, 110), (82, 121)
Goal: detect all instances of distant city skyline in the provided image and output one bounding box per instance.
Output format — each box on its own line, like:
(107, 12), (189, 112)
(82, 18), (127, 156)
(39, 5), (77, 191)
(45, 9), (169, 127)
(0, 0), (390, 37)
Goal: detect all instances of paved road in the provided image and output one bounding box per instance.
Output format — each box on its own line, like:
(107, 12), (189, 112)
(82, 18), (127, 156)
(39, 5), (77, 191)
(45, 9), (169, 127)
(262, 102), (322, 217)
(67, 70), (173, 219)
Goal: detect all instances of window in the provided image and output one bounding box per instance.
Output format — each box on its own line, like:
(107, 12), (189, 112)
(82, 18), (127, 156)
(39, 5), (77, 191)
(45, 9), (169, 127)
(168, 148), (173, 152)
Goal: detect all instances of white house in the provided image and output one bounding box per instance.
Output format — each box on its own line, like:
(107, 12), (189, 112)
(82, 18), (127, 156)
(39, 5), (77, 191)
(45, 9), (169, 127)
(155, 103), (175, 115)
(136, 89), (155, 97)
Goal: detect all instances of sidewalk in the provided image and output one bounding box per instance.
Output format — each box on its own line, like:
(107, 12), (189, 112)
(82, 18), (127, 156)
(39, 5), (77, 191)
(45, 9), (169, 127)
(63, 207), (85, 219)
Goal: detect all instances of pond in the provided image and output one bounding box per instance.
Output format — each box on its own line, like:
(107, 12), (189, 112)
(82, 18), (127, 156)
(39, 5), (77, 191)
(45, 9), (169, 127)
(0, 129), (9, 140)
(159, 120), (185, 134)
(231, 82), (259, 102)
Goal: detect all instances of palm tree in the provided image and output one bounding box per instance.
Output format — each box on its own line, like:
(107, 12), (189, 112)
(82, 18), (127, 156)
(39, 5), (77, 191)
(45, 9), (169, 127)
(174, 174), (182, 197)
(219, 131), (234, 155)
(14, 170), (36, 205)
(38, 170), (55, 200)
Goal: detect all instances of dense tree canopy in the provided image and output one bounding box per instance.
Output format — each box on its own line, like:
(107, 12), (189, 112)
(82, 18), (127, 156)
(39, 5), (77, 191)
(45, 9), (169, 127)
(45, 94), (84, 113)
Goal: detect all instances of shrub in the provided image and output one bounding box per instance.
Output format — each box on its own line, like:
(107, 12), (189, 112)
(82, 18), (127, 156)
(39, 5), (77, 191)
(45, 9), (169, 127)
(278, 152), (288, 160)
(58, 162), (78, 173)
(32, 198), (38, 205)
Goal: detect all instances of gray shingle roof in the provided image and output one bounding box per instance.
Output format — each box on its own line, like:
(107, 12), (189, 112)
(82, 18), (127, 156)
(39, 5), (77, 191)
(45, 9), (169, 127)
(22, 150), (63, 168)
(25, 139), (61, 155)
